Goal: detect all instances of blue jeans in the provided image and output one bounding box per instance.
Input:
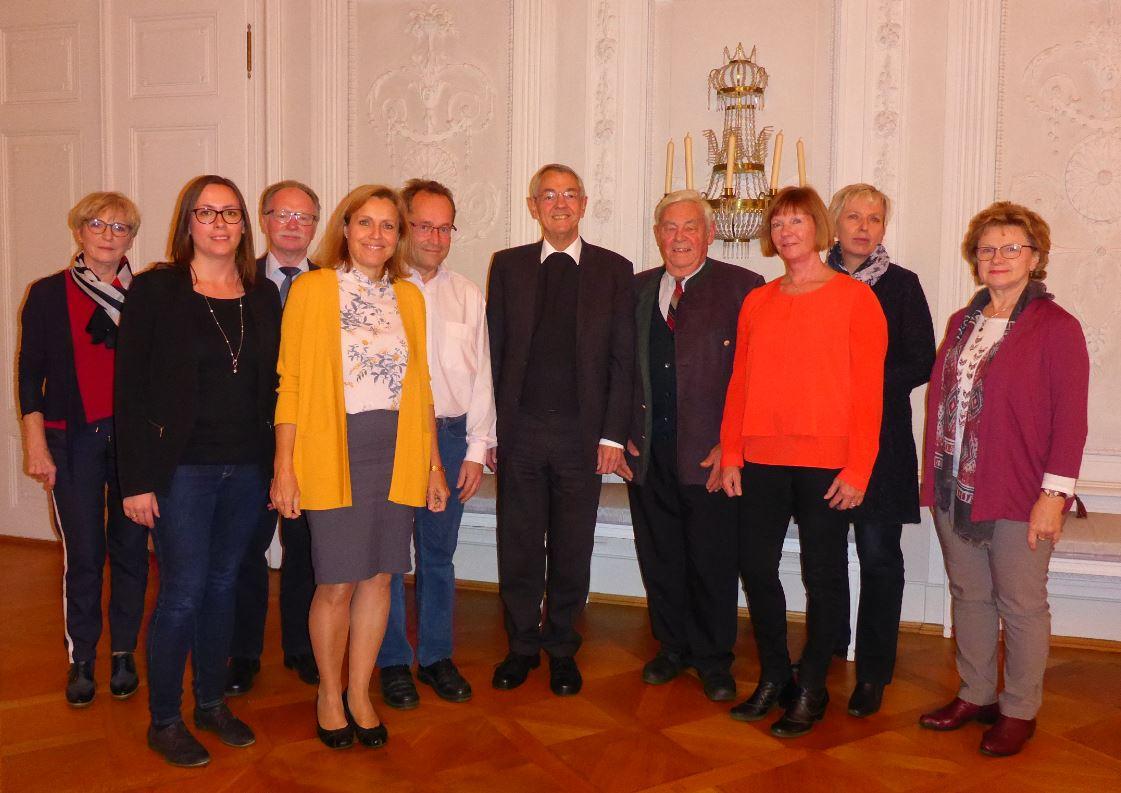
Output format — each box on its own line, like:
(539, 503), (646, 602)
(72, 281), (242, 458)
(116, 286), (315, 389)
(378, 416), (468, 668)
(147, 464), (267, 726)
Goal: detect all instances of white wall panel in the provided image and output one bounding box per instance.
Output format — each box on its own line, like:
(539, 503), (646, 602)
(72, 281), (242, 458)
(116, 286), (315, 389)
(129, 14), (218, 98)
(0, 24), (79, 104)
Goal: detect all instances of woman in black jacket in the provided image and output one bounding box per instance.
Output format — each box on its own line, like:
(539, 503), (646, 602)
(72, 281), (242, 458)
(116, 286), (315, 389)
(115, 175), (281, 768)
(825, 184), (935, 717)
(18, 191), (148, 707)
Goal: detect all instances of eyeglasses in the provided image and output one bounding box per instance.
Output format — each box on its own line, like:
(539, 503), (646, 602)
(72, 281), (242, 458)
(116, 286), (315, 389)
(976, 243), (1036, 261)
(408, 220), (457, 238)
(192, 207), (243, 224)
(85, 218), (133, 237)
(536, 189), (582, 203)
(264, 208), (318, 226)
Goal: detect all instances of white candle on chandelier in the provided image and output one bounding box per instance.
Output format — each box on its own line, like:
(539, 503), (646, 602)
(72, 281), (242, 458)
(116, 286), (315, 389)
(724, 133), (737, 192)
(665, 139), (675, 194)
(797, 138), (807, 187)
(684, 133), (694, 191)
(770, 130), (784, 190)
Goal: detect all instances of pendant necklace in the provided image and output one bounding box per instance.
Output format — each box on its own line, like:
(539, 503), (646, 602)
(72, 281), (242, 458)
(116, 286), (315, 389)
(202, 294), (244, 373)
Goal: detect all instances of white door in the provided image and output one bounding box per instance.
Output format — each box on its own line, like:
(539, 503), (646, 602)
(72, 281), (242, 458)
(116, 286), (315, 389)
(103, 0), (258, 270)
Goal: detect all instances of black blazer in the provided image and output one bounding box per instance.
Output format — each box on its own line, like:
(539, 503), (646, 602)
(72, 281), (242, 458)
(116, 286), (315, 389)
(627, 258), (764, 486)
(114, 265), (282, 497)
(486, 239), (635, 456)
(18, 271), (87, 437)
(855, 263), (935, 524)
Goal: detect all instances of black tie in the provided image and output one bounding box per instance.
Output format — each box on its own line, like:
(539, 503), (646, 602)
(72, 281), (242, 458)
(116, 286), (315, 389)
(278, 266), (301, 305)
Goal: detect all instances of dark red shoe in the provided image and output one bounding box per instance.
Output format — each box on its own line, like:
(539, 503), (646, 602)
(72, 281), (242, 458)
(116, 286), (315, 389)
(980, 715), (1036, 757)
(918, 697), (1000, 731)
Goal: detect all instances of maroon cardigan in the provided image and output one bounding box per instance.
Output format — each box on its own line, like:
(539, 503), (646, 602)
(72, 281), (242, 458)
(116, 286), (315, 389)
(920, 295), (1089, 522)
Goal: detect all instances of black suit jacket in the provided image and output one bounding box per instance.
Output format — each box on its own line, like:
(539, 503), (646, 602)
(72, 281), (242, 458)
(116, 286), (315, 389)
(114, 265), (282, 497)
(486, 239), (635, 456)
(627, 258), (764, 487)
(18, 272), (87, 435)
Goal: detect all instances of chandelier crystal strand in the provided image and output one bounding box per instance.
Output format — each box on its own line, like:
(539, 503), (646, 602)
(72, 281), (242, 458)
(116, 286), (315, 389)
(701, 43), (776, 257)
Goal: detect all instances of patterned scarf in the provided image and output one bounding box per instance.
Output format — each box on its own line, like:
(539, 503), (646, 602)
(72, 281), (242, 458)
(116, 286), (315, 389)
(68, 253), (133, 349)
(826, 242), (892, 286)
(933, 280), (1051, 546)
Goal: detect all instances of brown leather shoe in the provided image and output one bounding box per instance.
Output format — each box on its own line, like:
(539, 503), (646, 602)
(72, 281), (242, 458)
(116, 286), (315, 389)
(918, 697), (1000, 731)
(980, 715), (1036, 757)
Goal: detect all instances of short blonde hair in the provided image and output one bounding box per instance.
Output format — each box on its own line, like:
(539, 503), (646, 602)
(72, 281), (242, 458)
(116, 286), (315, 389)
(67, 191), (141, 238)
(961, 201), (1051, 283)
(828, 183), (891, 229)
(759, 186), (833, 257)
(654, 190), (714, 226)
(313, 184), (409, 282)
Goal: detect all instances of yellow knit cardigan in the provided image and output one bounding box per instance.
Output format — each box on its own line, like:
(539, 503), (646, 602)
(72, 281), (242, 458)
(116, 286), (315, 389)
(275, 268), (432, 509)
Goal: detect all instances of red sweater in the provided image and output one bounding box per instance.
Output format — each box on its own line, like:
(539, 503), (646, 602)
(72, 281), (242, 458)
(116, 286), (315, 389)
(920, 297), (1089, 522)
(720, 275), (888, 490)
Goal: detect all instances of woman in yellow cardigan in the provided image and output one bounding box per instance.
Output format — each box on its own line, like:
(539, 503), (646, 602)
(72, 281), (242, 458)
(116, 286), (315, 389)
(271, 184), (449, 750)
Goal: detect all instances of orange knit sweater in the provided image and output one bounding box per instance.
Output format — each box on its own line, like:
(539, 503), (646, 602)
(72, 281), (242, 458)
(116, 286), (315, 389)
(719, 274), (888, 491)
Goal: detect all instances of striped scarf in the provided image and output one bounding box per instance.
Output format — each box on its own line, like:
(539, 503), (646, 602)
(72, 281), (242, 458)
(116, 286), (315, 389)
(68, 253), (133, 348)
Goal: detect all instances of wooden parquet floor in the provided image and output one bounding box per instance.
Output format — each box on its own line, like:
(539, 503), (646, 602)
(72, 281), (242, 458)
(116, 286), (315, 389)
(3, 538), (1121, 792)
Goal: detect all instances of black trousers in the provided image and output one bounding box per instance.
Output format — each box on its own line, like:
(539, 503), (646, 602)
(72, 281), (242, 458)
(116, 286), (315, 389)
(229, 507), (315, 660)
(834, 521), (904, 684)
(47, 420), (149, 663)
(496, 412), (601, 657)
(628, 435), (738, 675)
(739, 462), (849, 691)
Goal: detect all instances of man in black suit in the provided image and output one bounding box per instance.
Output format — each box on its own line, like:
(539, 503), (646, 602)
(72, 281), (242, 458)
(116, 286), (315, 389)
(486, 163), (634, 695)
(616, 190), (763, 702)
(227, 180), (321, 694)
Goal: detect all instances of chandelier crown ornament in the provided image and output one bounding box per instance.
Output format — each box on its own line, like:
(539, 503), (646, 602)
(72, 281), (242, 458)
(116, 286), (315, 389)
(708, 44), (769, 109)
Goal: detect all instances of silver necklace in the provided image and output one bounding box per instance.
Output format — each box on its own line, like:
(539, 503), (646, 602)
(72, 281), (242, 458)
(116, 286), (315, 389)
(202, 294), (244, 373)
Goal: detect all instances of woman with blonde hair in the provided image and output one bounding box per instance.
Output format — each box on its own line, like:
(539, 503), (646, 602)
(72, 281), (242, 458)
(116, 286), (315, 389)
(271, 184), (448, 750)
(19, 191), (148, 708)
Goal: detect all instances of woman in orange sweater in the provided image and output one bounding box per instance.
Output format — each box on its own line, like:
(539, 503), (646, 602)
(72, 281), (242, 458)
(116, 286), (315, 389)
(720, 186), (887, 738)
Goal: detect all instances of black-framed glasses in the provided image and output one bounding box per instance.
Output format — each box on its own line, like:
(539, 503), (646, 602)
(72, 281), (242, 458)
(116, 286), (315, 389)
(976, 243), (1036, 261)
(264, 208), (318, 226)
(85, 217), (133, 237)
(536, 189), (582, 203)
(408, 220), (457, 238)
(192, 207), (243, 224)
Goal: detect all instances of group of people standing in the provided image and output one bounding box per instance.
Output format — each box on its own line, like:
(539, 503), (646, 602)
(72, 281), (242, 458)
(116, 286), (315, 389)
(17, 161), (1088, 768)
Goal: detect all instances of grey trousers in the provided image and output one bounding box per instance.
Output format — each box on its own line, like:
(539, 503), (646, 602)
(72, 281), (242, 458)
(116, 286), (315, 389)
(934, 508), (1053, 719)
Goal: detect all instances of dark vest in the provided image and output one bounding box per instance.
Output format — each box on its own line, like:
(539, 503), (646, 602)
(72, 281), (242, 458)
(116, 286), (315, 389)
(521, 252), (579, 416)
(648, 299), (677, 439)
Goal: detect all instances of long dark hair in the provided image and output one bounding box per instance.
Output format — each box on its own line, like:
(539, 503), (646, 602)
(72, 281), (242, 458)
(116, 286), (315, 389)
(166, 175), (257, 286)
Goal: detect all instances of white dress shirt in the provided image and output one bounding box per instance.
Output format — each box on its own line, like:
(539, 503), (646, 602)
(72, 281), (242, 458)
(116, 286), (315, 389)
(657, 260), (707, 320)
(537, 236), (621, 451)
(264, 251), (311, 306)
(406, 267), (497, 464)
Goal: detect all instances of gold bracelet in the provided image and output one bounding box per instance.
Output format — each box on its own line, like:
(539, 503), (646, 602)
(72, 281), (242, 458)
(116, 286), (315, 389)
(1041, 488), (1066, 498)
(430, 464), (445, 473)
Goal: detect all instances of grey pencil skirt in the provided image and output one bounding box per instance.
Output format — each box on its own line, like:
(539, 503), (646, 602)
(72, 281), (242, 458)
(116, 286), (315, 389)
(305, 409), (414, 584)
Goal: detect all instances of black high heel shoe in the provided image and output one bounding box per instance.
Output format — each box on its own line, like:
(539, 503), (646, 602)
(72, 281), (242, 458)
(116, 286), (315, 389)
(316, 693), (355, 749)
(342, 690), (389, 748)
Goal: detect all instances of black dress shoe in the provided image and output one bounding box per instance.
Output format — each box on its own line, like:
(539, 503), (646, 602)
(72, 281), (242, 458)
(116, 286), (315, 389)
(729, 679), (797, 722)
(66, 661), (95, 707)
(771, 687), (829, 738)
(700, 669), (737, 702)
(110, 653), (139, 699)
(148, 721), (211, 767)
(642, 652), (685, 685)
(343, 690), (388, 748)
(224, 657), (260, 696)
(316, 693), (355, 750)
(193, 702), (255, 747)
(549, 655), (582, 696)
(847, 682), (884, 718)
(492, 652), (540, 690)
(417, 658), (472, 702)
(380, 665), (420, 709)
(284, 653), (320, 685)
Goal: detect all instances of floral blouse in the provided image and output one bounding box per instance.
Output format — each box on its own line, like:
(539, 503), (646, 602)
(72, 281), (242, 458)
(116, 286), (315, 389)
(338, 268), (409, 413)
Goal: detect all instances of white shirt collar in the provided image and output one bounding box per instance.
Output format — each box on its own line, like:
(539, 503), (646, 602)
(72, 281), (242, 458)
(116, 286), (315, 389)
(659, 258), (708, 288)
(265, 250), (311, 277)
(540, 236), (583, 264)
(405, 264), (448, 289)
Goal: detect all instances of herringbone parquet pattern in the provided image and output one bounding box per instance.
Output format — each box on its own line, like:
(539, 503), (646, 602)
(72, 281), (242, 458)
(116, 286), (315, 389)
(2, 537), (1120, 792)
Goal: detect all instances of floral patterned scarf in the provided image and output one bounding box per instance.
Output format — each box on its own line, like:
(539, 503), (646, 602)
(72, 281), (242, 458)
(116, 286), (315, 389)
(933, 280), (1051, 546)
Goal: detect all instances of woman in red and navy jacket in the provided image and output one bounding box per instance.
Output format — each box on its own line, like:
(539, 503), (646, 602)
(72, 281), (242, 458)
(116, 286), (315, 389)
(18, 191), (150, 708)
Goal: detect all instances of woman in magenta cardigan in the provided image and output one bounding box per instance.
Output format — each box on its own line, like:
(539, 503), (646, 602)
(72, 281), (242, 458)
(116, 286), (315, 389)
(918, 202), (1089, 757)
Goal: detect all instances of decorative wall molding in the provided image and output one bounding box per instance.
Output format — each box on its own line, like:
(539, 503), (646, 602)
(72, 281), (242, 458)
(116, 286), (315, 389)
(509, 0), (555, 246)
(587, 0), (620, 230)
(128, 13), (218, 98)
(0, 24), (79, 105)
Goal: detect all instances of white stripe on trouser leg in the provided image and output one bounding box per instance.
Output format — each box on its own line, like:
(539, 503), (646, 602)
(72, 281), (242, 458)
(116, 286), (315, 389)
(51, 493), (76, 664)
